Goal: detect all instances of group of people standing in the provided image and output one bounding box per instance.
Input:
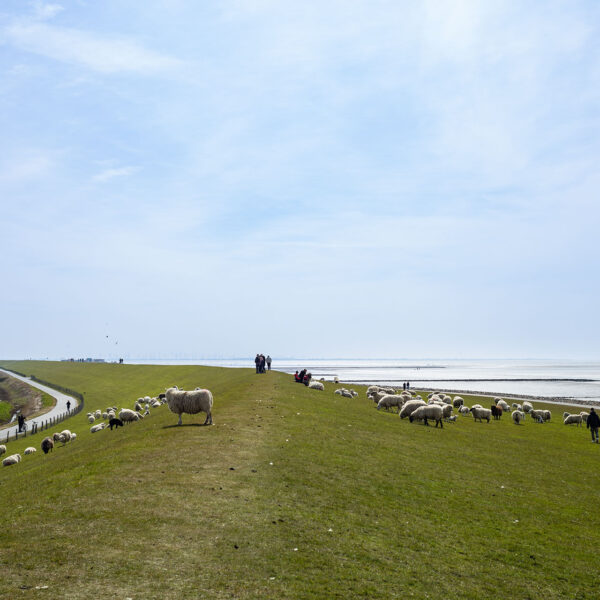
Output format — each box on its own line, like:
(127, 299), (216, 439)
(255, 354), (272, 373)
(403, 382), (411, 391)
(294, 369), (312, 385)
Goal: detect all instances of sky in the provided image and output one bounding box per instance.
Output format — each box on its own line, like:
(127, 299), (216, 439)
(1, 0), (599, 360)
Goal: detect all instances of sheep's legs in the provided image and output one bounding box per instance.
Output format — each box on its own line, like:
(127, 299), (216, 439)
(203, 413), (213, 426)
(178, 414), (182, 426)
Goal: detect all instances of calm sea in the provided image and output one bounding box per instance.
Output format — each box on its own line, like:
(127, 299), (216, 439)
(128, 358), (600, 403)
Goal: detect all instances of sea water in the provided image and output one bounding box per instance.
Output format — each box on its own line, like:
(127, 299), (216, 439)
(128, 358), (600, 403)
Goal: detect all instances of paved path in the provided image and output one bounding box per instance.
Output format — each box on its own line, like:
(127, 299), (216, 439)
(0, 368), (80, 440)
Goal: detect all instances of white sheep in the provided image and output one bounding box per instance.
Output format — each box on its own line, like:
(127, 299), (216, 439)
(24, 447), (36, 455)
(165, 387), (214, 426)
(335, 389), (353, 399)
(94, 410), (101, 419)
(151, 400), (161, 408)
(453, 396), (464, 408)
(409, 404), (444, 427)
(2, 453), (21, 466)
(564, 414), (583, 426)
(376, 395), (404, 413)
(522, 401), (533, 413)
(134, 401), (143, 412)
(367, 385), (379, 396)
(580, 411), (589, 424)
(90, 423), (106, 433)
(399, 399), (426, 419)
(497, 400), (511, 412)
(0, 445), (6, 457)
(563, 411), (570, 419)
(350, 390), (359, 397)
(308, 381), (324, 391)
(88, 415), (95, 423)
(470, 407), (492, 423)
(458, 406), (470, 415)
(119, 408), (140, 423)
(512, 410), (524, 424)
(529, 409), (545, 424)
(71, 433), (77, 441)
(542, 410), (551, 422)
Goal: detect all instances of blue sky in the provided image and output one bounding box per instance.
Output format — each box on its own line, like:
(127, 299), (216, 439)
(1, 1), (599, 360)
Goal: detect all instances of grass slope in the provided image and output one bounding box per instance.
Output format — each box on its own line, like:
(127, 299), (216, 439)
(0, 373), (56, 426)
(0, 361), (597, 600)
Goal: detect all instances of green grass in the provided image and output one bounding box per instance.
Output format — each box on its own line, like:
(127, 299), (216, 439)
(0, 401), (11, 422)
(0, 360), (597, 599)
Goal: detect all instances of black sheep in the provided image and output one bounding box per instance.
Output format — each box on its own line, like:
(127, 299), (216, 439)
(109, 418), (124, 430)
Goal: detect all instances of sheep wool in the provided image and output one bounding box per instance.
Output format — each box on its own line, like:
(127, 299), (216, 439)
(2, 454), (21, 466)
(308, 381), (324, 391)
(522, 401), (533, 413)
(470, 407), (492, 423)
(119, 408), (140, 423)
(409, 404), (444, 427)
(41, 437), (54, 454)
(24, 447), (36, 455)
(399, 399), (426, 419)
(0, 445), (6, 457)
(376, 395), (404, 413)
(512, 410), (524, 425)
(564, 414), (583, 426)
(90, 423), (106, 433)
(166, 387), (214, 426)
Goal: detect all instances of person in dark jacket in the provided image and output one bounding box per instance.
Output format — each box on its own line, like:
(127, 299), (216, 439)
(255, 354), (260, 374)
(587, 407), (600, 443)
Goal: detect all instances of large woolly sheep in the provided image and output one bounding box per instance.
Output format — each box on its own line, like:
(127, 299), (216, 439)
(453, 397), (464, 408)
(399, 399), (426, 419)
(441, 404), (453, 419)
(366, 385), (380, 396)
(564, 414), (583, 426)
(496, 399), (511, 413)
(24, 447), (36, 455)
(542, 410), (551, 422)
(512, 410), (524, 424)
(41, 437), (54, 454)
(377, 395), (404, 413)
(308, 381), (324, 391)
(529, 409), (545, 423)
(0, 445), (6, 457)
(409, 404), (443, 427)
(2, 453), (21, 466)
(522, 401), (533, 414)
(119, 408), (140, 424)
(60, 430), (72, 442)
(165, 387), (214, 426)
(491, 405), (503, 420)
(470, 407), (492, 423)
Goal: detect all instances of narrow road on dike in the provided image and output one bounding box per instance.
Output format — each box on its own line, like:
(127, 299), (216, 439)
(0, 368), (80, 439)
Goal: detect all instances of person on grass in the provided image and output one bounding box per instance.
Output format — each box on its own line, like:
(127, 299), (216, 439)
(587, 407), (600, 443)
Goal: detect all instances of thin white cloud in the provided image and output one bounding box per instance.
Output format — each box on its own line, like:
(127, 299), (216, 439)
(4, 22), (182, 74)
(31, 1), (64, 21)
(92, 166), (139, 183)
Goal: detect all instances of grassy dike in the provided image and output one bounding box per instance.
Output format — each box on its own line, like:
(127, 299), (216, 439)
(0, 360), (597, 599)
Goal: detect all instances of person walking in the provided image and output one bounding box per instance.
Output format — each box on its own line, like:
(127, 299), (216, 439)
(17, 414), (24, 433)
(66, 400), (71, 412)
(266, 355), (272, 371)
(587, 407), (600, 443)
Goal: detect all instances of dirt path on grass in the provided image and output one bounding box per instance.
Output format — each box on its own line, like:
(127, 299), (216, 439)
(0, 368), (80, 440)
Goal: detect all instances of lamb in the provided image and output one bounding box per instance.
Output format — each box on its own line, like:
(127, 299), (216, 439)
(446, 415), (457, 423)
(512, 410), (524, 424)
(91, 423), (106, 433)
(2, 454), (21, 466)
(24, 447), (36, 455)
(0, 445), (5, 457)
(165, 386), (214, 426)
(41, 437), (54, 453)
(458, 406), (470, 415)
(522, 401), (533, 413)
(308, 381), (324, 391)
(119, 408), (141, 424)
(470, 407), (492, 423)
(409, 404), (443, 427)
(109, 418), (124, 430)
(88, 415), (95, 423)
(377, 395), (404, 413)
(399, 399), (426, 419)
(134, 401), (143, 412)
(564, 414), (583, 426)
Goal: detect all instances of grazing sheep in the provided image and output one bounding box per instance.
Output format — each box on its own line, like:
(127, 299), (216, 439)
(471, 404), (482, 410)
(24, 447), (36, 455)
(563, 411), (570, 419)
(152, 400), (161, 408)
(366, 385), (380, 396)
(53, 432), (65, 444)
(529, 409), (545, 423)
(0, 445), (6, 457)
(350, 390), (359, 397)
(409, 404), (444, 427)
(564, 414), (583, 426)
(470, 407), (492, 423)
(491, 405), (503, 420)
(512, 410), (524, 424)
(134, 401), (143, 412)
(580, 411), (589, 424)
(335, 389), (353, 399)
(109, 418), (124, 430)
(542, 410), (551, 422)
(308, 381), (324, 391)
(377, 395), (404, 413)
(441, 404), (453, 419)
(2, 454), (21, 466)
(88, 415), (95, 423)
(41, 437), (54, 454)
(453, 397), (464, 408)
(90, 423), (106, 433)
(399, 399), (427, 419)
(94, 410), (101, 419)
(497, 400), (511, 412)
(71, 433), (77, 441)
(102, 412), (108, 419)
(119, 408), (140, 424)
(458, 406), (470, 415)
(60, 430), (72, 443)
(522, 401), (533, 414)
(165, 387), (214, 426)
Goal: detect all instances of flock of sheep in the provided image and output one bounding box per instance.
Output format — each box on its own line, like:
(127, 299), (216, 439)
(0, 385), (214, 467)
(308, 381), (594, 431)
